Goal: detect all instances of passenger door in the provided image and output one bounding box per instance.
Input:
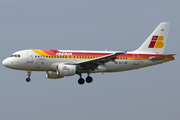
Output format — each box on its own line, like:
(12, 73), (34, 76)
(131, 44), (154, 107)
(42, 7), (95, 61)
(27, 51), (33, 63)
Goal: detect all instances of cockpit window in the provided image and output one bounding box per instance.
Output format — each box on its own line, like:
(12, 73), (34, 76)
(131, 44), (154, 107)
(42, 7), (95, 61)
(10, 54), (20, 58)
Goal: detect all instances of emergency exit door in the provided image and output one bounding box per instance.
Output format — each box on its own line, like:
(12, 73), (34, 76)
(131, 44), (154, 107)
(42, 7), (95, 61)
(133, 54), (139, 65)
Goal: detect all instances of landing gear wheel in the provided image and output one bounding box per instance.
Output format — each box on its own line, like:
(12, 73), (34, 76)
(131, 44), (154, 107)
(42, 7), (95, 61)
(26, 78), (31, 82)
(86, 76), (93, 83)
(78, 78), (85, 85)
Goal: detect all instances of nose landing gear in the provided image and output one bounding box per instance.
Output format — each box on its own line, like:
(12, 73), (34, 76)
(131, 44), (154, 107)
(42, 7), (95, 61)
(26, 71), (31, 82)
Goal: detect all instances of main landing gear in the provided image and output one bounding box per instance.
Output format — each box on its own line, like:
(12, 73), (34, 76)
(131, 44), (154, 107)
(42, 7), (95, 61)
(26, 71), (31, 82)
(78, 74), (93, 85)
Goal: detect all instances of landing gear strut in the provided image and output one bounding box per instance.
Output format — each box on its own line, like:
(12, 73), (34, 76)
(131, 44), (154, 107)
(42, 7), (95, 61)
(78, 74), (85, 85)
(86, 72), (93, 83)
(26, 71), (31, 82)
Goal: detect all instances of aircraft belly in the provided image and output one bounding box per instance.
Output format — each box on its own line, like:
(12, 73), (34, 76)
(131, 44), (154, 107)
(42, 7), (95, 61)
(94, 65), (108, 72)
(105, 61), (133, 72)
(104, 60), (165, 72)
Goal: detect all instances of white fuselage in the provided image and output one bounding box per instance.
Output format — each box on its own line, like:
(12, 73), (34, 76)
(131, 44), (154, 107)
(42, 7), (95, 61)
(2, 49), (170, 73)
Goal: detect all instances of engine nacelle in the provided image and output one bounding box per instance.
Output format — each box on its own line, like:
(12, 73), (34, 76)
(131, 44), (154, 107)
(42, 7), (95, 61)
(57, 63), (76, 76)
(46, 71), (64, 79)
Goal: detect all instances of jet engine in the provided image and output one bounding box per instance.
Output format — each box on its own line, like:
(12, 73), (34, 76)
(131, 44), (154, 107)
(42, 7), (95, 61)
(46, 63), (76, 79)
(46, 71), (64, 79)
(57, 63), (76, 76)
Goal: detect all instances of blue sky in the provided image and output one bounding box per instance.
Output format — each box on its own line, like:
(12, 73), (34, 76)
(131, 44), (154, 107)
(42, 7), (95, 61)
(0, 0), (179, 120)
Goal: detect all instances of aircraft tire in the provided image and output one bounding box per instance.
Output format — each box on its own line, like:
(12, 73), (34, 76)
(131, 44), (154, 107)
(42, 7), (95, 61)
(86, 76), (93, 83)
(26, 78), (31, 82)
(78, 78), (85, 85)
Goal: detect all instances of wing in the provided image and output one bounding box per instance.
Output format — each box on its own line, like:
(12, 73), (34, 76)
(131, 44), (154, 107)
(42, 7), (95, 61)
(72, 50), (128, 71)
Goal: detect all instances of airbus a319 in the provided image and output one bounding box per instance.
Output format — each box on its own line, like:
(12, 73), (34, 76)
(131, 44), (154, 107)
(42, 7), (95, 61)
(2, 22), (175, 85)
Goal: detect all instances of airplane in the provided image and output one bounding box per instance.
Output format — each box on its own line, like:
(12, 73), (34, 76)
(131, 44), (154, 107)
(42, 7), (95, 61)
(2, 22), (176, 85)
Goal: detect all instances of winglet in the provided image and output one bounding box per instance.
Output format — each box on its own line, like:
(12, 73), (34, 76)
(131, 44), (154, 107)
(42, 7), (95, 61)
(124, 50), (128, 55)
(114, 50), (128, 56)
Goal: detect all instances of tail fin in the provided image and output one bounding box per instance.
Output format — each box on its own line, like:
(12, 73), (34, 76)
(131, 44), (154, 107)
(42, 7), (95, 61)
(134, 22), (171, 54)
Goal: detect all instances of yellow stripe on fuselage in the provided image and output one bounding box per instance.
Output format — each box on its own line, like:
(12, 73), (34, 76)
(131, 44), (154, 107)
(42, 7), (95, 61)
(31, 49), (50, 56)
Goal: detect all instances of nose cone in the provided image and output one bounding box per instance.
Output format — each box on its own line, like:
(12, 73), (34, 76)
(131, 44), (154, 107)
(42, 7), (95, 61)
(2, 58), (9, 67)
(2, 58), (20, 70)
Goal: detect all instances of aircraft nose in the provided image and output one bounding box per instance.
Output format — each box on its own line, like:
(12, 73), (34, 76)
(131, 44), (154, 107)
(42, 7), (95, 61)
(2, 58), (10, 67)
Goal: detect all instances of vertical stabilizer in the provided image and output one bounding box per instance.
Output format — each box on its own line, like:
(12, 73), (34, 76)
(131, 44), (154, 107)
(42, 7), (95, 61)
(134, 22), (171, 54)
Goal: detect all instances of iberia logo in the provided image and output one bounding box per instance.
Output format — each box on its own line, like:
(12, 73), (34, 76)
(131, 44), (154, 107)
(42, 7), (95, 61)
(148, 36), (164, 48)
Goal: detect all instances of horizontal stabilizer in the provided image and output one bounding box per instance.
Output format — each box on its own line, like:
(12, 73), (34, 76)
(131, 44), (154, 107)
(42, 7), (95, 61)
(149, 54), (176, 61)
